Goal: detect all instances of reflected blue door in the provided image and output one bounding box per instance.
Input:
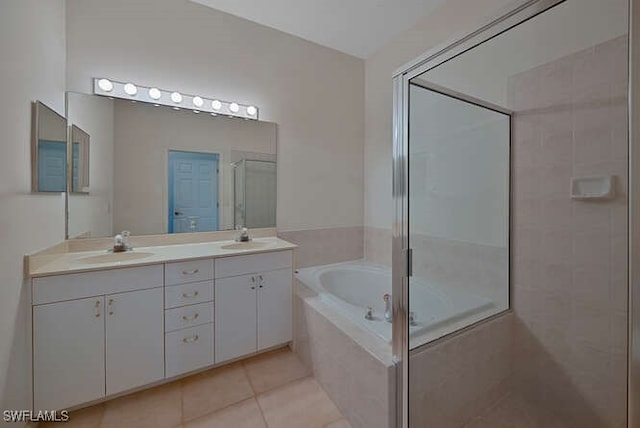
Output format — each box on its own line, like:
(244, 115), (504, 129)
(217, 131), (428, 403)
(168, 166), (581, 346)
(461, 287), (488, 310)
(168, 151), (219, 233)
(38, 140), (67, 192)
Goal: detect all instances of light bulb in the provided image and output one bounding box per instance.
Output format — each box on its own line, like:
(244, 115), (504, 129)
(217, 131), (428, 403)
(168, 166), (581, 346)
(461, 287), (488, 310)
(229, 102), (240, 113)
(193, 96), (204, 108)
(98, 79), (113, 92)
(124, 83), (138, 96)
(211, 100), (222, 110)
(246, 105), (257, 116)
(170, 92), (182, 103)
(148, 87), (161, 100)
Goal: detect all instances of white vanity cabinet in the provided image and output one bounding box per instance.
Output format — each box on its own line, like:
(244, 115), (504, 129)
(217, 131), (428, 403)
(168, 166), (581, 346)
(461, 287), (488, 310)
(31, 243), (295, 411)
(215, 251), (293, 363)
(33, 296), (106, 411)
(105, 288), (164, 395)
(32, 265), (164, 411)
(164, 259), (215, 378)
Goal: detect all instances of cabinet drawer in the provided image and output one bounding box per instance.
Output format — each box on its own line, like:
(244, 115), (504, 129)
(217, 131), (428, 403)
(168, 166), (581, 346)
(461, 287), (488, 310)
(165, 302), (214, 332)
(165, 324), (213, 378)
(165, 259), (214, 286)
(215, 251), (292, 279)
(165, 281), (213, 309)
(33, 265), (164, 305)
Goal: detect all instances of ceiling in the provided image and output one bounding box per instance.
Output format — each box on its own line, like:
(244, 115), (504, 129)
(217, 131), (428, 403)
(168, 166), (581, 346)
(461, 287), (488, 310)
(189, 0), (446, 59)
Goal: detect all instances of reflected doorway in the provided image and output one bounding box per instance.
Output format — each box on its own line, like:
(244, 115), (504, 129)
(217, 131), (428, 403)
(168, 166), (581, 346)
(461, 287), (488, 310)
(168, 150), (219, 233)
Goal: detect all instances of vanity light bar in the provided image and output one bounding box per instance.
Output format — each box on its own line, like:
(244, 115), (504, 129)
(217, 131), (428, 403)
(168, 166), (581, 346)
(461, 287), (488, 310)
(93, 78), (259, 120)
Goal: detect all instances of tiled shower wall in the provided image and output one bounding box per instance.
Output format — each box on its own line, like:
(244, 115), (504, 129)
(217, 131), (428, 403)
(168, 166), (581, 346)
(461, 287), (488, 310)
(510, 35), (628, 427)
(279, 226), (364, 268)
(411, 234), (508, 306)
(364, 226), (392, 266)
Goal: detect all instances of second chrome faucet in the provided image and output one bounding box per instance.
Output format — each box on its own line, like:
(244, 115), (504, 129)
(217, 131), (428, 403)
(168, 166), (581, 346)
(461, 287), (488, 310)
(383, 294), (392, 323)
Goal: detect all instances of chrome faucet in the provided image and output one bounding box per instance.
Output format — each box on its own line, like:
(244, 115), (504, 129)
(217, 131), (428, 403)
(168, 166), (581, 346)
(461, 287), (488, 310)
(236, 227), (251, 242)
(112, 230), (131, 252)
(365, 306), (374, 320)
(384, 294), (392, 323)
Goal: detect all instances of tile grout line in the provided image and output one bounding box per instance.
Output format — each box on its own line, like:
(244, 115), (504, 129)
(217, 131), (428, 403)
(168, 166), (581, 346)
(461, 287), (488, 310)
(240, 361), (260, 396)
(253, 394), (272, 428)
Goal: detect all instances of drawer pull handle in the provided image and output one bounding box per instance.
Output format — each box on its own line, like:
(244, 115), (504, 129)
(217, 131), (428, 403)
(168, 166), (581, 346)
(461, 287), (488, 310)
(182, 291), (199, 298)
(182, 313), (200, 322)
(108, 298), (114, 315)
(183, 335), (199, 344)
(182, 269), (200, 275)
(95, 300), (101, 318)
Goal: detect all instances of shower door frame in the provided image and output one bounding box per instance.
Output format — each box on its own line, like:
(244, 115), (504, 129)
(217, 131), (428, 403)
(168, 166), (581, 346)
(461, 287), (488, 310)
(391, 0), (637, 427)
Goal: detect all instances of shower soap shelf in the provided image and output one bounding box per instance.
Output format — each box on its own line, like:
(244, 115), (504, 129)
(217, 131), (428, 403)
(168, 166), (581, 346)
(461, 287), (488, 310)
(570, 175), (615, 200)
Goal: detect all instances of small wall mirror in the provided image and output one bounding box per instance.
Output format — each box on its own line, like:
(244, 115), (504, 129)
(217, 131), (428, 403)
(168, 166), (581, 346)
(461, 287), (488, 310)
(70, 125), (90, 193)
(31, 101), (67, 193)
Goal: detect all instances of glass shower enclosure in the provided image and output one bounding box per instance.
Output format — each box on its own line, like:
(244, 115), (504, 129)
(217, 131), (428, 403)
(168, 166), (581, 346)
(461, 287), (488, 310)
(393, 0), (631, 426)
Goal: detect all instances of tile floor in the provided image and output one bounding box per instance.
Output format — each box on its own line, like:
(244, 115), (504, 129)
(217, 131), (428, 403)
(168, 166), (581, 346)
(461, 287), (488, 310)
(40, 347), (352, 428)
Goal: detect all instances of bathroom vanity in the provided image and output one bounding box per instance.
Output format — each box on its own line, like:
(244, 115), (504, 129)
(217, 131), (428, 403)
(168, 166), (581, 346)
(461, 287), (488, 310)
(28, 236), (295, 411)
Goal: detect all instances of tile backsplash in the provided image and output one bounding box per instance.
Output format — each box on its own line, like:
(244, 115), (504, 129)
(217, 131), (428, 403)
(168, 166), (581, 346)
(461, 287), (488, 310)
(279, 226), (364, 268)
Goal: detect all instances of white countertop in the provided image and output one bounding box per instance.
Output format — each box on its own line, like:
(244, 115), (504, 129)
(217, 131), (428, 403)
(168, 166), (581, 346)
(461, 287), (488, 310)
(29, 237), (297, 277)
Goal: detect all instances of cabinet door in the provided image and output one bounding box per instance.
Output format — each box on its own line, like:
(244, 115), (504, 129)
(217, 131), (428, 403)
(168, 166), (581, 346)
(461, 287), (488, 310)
(215, 274), (257, 363)
(106, 288), (164, 395)
(257, 268), (292, 351)
(33, 297), (105, 410)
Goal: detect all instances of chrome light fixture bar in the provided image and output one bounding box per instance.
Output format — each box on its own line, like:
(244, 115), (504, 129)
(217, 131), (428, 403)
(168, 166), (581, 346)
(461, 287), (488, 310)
(93, 78), (259, 120)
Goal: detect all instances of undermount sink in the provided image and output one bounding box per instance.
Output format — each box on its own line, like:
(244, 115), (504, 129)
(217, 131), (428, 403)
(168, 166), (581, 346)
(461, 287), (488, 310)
(220, 241), (271, 250)
(77, 251), (155, 264)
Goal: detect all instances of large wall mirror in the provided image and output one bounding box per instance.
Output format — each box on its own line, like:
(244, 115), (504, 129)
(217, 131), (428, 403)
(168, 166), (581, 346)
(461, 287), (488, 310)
(31, 101), (68, 193)
(66, 92), (277, 239)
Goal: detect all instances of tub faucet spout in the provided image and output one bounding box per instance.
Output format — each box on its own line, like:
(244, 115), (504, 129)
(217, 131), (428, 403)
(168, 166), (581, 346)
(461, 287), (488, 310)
(383, 294), (392, 323)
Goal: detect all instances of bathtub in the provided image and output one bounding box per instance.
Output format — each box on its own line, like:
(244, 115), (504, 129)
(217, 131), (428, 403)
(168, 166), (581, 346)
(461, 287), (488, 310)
(295, 260), (494, 344)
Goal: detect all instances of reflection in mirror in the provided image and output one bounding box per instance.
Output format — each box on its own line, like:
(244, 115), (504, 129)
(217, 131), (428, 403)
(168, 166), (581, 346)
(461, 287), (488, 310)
(31, 101), (67, 193)
(233, 158), (277, 229)
(70, 125), (90, 193)
(66, 92), (277, 239)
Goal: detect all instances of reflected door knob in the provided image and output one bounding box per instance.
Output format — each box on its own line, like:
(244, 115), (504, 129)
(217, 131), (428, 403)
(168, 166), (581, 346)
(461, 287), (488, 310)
(174, 211), (182, 216)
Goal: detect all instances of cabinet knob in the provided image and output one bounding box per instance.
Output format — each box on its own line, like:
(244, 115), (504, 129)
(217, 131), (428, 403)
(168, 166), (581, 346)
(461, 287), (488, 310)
(182, 313), (199, 322)
(182, 291), (199, 298)
(182, 334), (199, 344)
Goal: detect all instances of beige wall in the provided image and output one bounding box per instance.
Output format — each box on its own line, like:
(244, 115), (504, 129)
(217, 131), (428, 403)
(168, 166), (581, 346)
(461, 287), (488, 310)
(0, 0), (66, 414)
(66, 0), (365, 234)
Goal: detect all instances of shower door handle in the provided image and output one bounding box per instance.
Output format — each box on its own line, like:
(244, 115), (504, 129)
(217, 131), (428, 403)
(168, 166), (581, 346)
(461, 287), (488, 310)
(405, 248), (413, 277)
